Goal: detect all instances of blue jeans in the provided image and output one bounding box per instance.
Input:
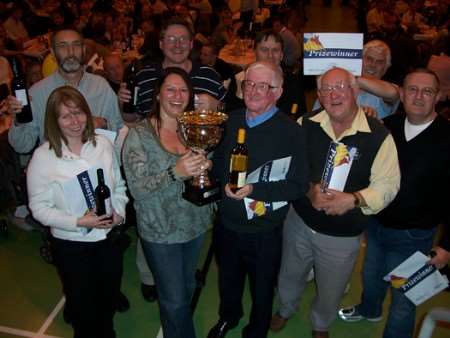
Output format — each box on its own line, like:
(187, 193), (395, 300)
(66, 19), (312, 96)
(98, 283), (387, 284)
(141, 233), (205, 338)
(357, 219), (436, 338)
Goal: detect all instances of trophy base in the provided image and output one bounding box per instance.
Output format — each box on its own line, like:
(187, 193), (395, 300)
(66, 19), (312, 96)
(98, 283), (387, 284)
(182, 181), (221, 206)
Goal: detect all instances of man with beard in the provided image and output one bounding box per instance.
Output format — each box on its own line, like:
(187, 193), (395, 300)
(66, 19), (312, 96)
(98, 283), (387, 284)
(6, 28), (127, 319)
(7, 29), (124, 154)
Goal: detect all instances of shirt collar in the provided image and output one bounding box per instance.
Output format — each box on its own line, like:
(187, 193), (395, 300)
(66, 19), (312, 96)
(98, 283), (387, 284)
(246, 106), (278, 128)
(54, 68), (86, 88)
(310, 107), (371, 141)
(60, 139), (92, 160)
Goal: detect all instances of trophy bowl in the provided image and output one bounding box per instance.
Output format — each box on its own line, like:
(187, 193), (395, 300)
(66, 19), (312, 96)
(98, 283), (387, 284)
(177, 110), (228, 206)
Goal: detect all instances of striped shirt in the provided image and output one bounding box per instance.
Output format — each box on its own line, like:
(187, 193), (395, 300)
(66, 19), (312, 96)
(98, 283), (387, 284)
(135, 61), (227, 116)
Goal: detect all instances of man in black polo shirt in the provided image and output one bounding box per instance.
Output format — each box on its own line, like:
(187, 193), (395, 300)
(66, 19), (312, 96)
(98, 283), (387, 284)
(339, 68), (450, 338)
(270, 67), (400, 338)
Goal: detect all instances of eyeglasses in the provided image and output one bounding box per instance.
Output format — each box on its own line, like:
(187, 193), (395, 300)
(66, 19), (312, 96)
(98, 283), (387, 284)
(163, 35), (191, 46)
(318, 83), (352, 96)
(405, 86), (437, 98)
(241, 80), (278, 95)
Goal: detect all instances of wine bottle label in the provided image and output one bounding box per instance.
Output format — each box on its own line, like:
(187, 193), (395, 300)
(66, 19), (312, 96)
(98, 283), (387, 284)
(230, 154), (247, 172)
(133, 86), (140, 105)
(15, 89), (29, 106)
(105, 197), (112, 217)
(237, 172), (247, 188)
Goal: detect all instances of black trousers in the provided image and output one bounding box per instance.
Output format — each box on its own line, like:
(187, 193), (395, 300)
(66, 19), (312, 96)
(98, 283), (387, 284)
(51, 236), (122, 338)
(214, 223), (282, 338)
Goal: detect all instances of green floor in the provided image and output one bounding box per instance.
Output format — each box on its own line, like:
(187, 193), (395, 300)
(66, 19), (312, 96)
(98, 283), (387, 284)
(2, 1), (450, 338)
(1, 223), (449, 338)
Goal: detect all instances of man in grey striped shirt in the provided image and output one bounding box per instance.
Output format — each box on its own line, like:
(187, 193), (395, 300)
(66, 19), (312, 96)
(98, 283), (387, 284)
(119, 16), (227, 122)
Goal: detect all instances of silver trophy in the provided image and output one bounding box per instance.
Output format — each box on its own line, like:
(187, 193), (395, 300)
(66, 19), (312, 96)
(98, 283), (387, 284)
(177, 110), (228, 206)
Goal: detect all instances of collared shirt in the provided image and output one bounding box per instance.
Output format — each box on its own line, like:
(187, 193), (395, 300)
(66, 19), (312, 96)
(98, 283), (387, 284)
(299, 108), (400, 215)
(358, 90), (399, 119)
(246, 105), (278, 128)
(8, 70), (124, 154)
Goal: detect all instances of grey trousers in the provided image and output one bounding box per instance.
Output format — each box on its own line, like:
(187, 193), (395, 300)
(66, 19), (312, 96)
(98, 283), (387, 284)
(277, 206), (361, 331)
(136, 238), (154, 285)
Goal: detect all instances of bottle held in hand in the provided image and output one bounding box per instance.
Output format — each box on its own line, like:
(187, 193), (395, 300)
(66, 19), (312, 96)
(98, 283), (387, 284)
(229, 128), (248, 193)
(122, 62), (139, 115)
(11, 58), (33, 123)
(95, 168), (112, 220)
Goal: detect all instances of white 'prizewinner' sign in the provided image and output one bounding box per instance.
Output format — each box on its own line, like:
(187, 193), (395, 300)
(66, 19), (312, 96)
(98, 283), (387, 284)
(303, 33), (363, 75)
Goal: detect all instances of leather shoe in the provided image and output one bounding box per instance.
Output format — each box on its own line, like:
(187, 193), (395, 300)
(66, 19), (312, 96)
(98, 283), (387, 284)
(270, 312), (288, 331)
(116, 291), (130, 312)
(312, 330), (329, 338)
(141, 283), (158, 302)
(207, 320), (237, 338)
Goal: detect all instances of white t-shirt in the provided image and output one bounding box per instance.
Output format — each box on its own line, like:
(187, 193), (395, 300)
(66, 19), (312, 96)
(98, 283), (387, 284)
(404, 118), (434, 141)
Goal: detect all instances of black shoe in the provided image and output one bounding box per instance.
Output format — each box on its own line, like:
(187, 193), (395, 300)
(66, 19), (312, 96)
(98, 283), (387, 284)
(141, 283), (158, 302)
(207, 320), (237, 338)
(116, 291), (130, 312)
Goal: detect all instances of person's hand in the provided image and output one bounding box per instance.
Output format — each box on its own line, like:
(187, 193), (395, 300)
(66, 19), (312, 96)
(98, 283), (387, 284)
(77, 210), (113, 229)
(118, 82), (131, 104)
(174, 150), (210, 178)
(6, 95), (24, 116)
(224, 183), (253, 200)
(428, 246), (450, 269)
(0, 99), (7, 117)
(361, 105), (381, 121)
(306, 183), (333, 211)
(111, 209), (124, 227)
(87, 53), (104, 72)
(93, 116), (108, 129)
(320, 188), (357, 216)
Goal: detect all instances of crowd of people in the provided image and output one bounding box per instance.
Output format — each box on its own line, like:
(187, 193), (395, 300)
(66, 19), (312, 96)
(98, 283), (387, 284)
(0, 1), (449, 338)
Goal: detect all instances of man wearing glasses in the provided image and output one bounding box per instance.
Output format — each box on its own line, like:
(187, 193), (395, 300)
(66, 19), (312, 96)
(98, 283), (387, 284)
(339, 69), (450, 338)
(118, 16), (226, 303)
(6, 28), (127, 320)
(119, 16), (226, 121)
(208, 61), (309, 338)
(271, 67), (400, 338)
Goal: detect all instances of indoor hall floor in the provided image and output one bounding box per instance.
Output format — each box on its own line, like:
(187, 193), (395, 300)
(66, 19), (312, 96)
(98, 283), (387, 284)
(1, 225), (450, 338)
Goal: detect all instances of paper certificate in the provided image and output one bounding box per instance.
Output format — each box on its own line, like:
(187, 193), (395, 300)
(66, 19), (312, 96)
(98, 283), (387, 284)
(61, 166), (105, 237)
(321, 141), (358, 192)
(384, 251), (449, 306)
(243, 156), (291, 220)
(303, 33), (363, 75)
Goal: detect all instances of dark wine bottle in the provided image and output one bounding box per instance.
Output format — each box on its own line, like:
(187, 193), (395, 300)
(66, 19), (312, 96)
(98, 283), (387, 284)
(122, 62), (139, 115)
(95, 168), (111, 218)
(229, 128), (248, 193)
(11, 58), (33, 124)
